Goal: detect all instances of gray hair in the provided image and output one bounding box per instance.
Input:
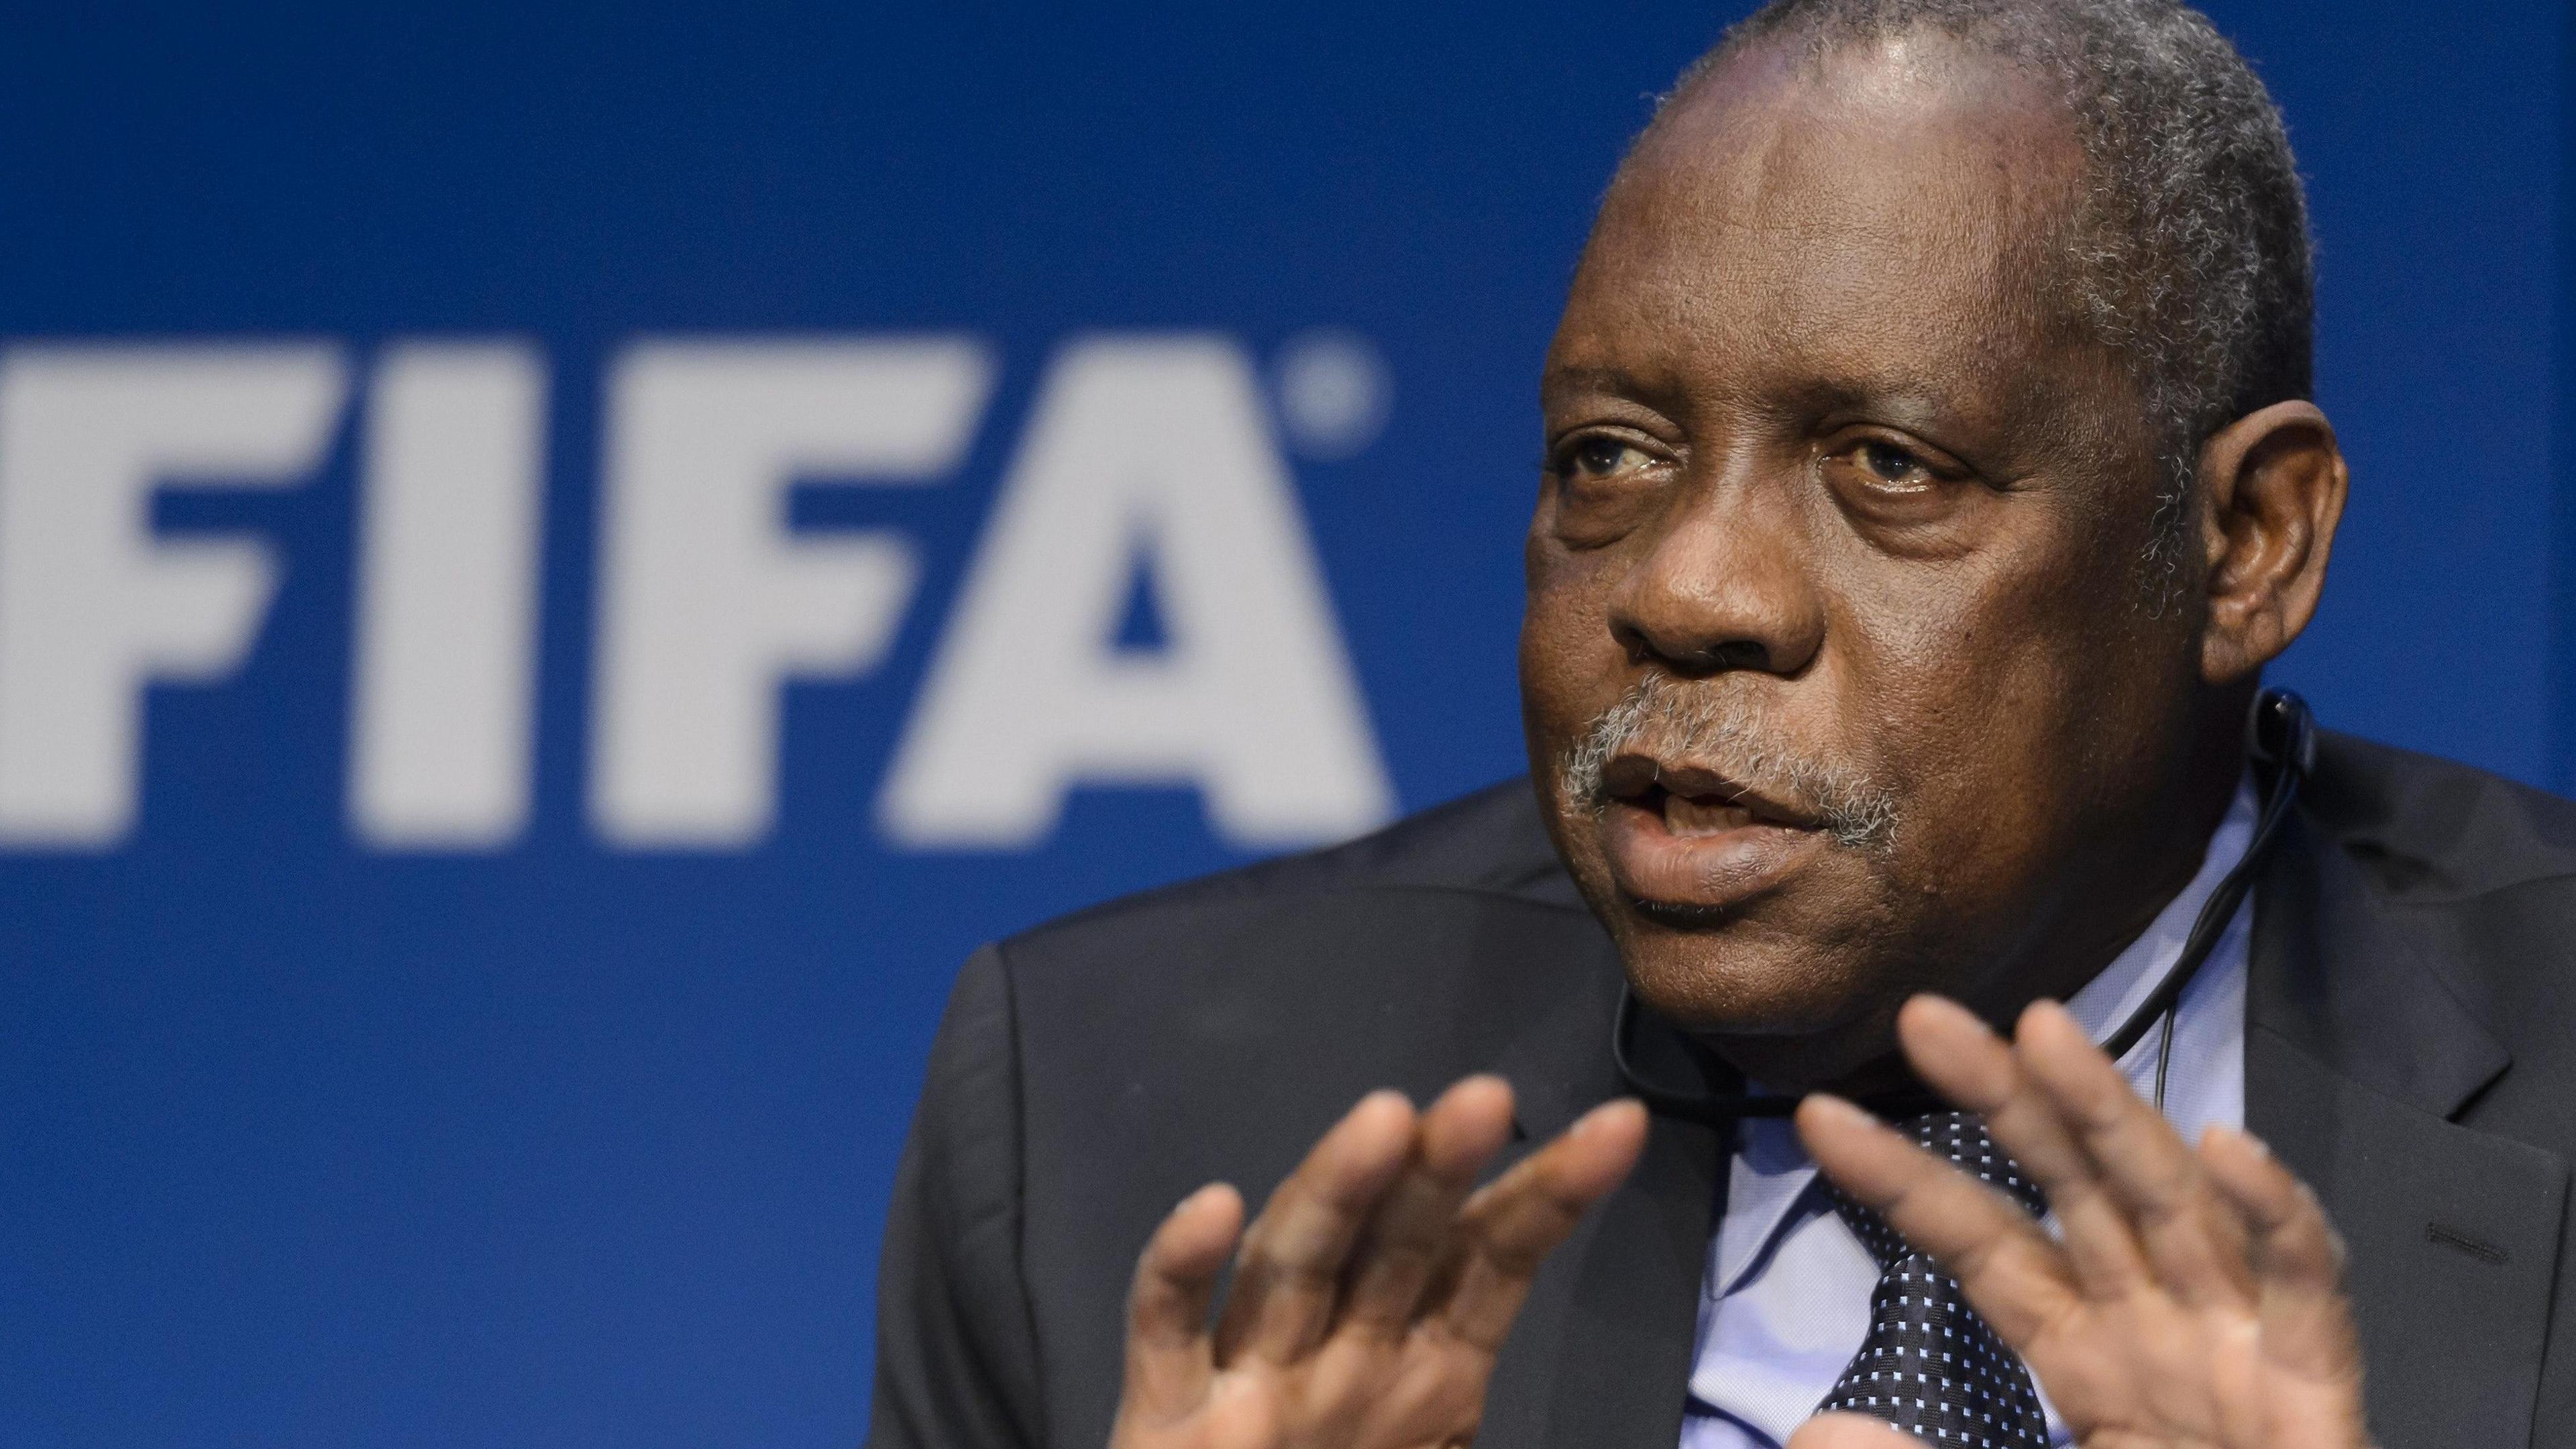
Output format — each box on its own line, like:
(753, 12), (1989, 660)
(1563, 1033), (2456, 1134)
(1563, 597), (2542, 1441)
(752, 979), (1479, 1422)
(1558, 675), (1900, 851)
(1652, 0), (2314, 601)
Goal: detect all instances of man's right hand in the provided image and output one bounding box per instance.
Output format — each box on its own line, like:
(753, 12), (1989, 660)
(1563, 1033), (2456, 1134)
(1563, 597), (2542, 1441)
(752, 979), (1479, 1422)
(1106, 1077), (1648, 1449)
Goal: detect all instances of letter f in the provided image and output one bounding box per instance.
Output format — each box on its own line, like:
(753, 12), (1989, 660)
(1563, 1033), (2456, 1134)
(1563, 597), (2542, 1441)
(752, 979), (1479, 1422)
(0, 344), (347, 846)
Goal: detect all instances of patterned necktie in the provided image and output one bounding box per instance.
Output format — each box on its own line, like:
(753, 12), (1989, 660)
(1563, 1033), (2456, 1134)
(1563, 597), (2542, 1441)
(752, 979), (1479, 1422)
(1817, 1110), (2051, 1449)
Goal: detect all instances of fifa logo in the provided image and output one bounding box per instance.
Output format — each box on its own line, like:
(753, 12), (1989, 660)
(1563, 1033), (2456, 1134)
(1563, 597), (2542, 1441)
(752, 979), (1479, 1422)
(0, 335), (1395, 852)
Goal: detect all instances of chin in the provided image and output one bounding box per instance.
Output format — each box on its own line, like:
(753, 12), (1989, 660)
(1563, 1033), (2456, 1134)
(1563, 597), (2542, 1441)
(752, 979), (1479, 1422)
(1551, 815), (1899, 1031)
(1613, 914), (1880, 1039)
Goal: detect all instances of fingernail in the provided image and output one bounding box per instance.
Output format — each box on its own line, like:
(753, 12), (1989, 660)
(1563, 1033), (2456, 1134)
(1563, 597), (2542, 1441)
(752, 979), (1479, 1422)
(1801, 1093), (1874, 1129)
(2202, 1126), (2275, 1171)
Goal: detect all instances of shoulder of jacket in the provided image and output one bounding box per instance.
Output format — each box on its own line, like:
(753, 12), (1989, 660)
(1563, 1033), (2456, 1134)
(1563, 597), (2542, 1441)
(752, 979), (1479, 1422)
(994, 777), (1583, 962)
(2306, 730), (2576, 902)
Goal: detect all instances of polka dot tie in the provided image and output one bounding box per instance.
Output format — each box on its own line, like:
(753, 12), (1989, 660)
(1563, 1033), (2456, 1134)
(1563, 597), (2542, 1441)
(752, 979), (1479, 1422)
(1817, 1110), (2051, 1449)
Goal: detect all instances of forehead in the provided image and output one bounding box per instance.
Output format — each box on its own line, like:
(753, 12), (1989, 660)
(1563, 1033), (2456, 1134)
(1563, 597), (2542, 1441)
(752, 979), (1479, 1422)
(1554, 37), (2099, 420)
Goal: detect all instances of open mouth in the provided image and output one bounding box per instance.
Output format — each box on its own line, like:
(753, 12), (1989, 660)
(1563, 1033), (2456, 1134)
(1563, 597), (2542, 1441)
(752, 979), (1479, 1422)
(1629, 782), (1794, 837)
(1598, 757), (1818, 833)
(1596, 760), (1829, 916)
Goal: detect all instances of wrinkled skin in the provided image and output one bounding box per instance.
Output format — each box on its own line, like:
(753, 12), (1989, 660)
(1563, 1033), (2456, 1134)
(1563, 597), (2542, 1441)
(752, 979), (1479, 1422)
(1108, 1006), (2371, 1449)
(1520, 36), (2330, 1091)
(1106, 30), (2358, 1449)
(1782, 998), (2371, 1449)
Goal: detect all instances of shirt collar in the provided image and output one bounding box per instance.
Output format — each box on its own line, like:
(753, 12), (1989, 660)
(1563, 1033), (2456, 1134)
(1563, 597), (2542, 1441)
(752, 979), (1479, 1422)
(1710, 1115), (1823, 1295)
(2060, 775), (2257, 1057)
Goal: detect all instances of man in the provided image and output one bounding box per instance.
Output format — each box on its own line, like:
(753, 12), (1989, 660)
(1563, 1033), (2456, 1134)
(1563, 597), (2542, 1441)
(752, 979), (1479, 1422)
(869, 3), (2576, 1446)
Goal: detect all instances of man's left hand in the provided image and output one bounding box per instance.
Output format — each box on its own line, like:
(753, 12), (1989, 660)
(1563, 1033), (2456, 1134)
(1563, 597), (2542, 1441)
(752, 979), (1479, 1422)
(1786, 996), (2371, 1449)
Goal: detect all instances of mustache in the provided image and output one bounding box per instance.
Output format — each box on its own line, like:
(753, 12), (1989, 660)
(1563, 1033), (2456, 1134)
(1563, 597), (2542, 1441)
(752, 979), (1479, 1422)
(1556, 677), (1898, 851)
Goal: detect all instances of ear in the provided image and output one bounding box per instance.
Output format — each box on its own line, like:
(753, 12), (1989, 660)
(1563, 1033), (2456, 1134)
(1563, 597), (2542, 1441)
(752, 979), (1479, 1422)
(2194, 400), (2349, 685)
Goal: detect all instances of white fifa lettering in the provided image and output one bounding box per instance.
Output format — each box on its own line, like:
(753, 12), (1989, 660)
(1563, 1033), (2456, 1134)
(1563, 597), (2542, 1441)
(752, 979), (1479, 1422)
(590, 339), (992, 847)
(879, 335), (1395, 849)
(349, 342), (549, 849)
(0, 344), (347, 845)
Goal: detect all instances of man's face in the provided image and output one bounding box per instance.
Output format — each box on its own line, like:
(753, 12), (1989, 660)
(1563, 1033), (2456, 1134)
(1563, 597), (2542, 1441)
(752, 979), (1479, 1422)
(1523, 39), (2212, 1082)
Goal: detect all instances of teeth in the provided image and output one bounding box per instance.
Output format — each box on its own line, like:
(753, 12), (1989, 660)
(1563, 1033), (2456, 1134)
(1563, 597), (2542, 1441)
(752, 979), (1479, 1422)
(1664, 794), (1758, 837)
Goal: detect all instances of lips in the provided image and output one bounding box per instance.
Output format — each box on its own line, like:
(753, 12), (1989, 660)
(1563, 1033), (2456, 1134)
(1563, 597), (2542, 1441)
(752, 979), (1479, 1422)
(1664, 792), (1770, 837)
(1597, 763), (1830, 918)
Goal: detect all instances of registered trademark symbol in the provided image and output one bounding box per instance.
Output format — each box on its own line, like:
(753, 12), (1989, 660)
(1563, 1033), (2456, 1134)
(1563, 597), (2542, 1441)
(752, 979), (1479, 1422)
(1271, 329), (1391, 462)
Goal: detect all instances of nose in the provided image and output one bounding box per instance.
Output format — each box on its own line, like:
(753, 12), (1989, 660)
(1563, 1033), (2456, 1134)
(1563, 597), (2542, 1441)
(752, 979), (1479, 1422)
(1605, 481), (1825, 679)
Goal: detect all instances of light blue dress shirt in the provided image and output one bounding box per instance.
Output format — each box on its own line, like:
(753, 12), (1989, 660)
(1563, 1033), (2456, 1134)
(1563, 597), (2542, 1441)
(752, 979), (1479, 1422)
(1678, 781), (2257, 1449)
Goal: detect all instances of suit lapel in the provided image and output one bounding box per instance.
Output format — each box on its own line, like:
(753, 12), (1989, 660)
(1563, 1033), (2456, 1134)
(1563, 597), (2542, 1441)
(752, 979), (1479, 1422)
(2248, 814), (2569, 1449)
(1535, 1110), (1724, 1449)
(1479, 912), (1723, 1449)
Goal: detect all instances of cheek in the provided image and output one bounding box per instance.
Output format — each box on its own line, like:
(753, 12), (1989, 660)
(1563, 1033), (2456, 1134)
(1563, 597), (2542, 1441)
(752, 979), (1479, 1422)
(1519, 541), (1625, 734)
(1834, 546), (2170, 909)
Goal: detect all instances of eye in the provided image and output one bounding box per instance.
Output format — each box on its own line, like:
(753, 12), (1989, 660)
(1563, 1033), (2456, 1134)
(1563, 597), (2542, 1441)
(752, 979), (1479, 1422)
(1543, 429), (1672, 548)
(1818, 430), (1980, 534)
(1821, 433), (1964, 501)
(1563, 434), (1650, 481)
(1856, 439), (1933, 487)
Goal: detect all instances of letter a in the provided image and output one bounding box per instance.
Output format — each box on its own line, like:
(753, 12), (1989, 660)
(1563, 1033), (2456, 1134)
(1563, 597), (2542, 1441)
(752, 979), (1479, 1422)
(880, 335), (1395, 849)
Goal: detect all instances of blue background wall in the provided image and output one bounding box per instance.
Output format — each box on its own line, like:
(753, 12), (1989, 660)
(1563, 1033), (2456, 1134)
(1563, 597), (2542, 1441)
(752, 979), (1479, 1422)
(0, 3), (2557, 1444)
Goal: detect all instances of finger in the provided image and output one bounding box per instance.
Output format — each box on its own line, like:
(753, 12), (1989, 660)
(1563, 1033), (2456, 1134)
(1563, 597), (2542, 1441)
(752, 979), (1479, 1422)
(1784, 1411), (1923, 1449)
(1213, 1089), (1417, 1364)
(2012, 1000), (2255, 1307)
(1122, 1183), (1245, 1424)
(2201, 1124), (2362, 1383)
(1795, 1091), (2077, 1347)
(1338, 1075), (1516, 1336)
(1189, 1373), (1284, 1449)
(1894, 995), (2153, 1299)
(1438, 1098), (1646, 1352)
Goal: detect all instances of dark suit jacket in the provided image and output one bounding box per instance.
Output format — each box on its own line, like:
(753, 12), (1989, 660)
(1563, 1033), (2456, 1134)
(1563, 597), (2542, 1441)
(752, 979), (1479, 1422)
(867, 733), (2576, 1448)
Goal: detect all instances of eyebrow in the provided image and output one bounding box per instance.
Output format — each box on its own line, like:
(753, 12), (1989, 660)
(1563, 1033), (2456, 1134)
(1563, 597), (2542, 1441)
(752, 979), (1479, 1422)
(1539, 363), (1642, 397)
(1785, 376), (1964, 425)
(1542, 361), (1976, 433)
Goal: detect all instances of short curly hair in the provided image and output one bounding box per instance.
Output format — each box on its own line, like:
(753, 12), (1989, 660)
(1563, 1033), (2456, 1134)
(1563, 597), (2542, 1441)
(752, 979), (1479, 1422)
(1651, 0), (2313, 594)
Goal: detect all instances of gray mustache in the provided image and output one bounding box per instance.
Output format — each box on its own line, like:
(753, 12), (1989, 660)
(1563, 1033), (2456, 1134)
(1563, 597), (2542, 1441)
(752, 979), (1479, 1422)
(1558, 677), (1898, 851)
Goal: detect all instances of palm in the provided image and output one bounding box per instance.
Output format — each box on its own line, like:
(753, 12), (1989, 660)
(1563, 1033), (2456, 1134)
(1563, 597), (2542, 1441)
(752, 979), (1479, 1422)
(1108, 1079), (1646, 1449)
(2012, 1288), (2360, 1448)
(1122, 1335), (1490, 1449)
(1792, 997), (2370, 1449)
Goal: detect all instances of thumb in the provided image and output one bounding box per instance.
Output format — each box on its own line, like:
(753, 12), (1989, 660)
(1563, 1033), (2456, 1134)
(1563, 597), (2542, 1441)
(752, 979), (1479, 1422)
(1785, 1413), (1920, 1449)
